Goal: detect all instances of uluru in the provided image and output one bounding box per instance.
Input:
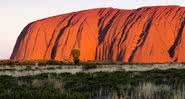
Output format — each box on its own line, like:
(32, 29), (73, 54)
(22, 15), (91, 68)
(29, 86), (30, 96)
(11, 6), (185, 63)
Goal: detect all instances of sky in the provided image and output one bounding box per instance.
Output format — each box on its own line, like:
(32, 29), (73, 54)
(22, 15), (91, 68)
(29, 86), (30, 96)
(0, 0), (185, 59)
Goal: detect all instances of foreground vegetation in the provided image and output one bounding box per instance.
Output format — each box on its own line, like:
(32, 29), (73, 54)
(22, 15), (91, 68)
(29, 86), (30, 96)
(1, 59), (185, 66)
(0, 60), (66, 66)
(0, 69), (185, 99)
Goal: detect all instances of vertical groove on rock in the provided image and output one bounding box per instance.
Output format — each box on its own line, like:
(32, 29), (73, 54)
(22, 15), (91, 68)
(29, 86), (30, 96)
(98, 10), (120, 44)
(32, 24), (43, 55)
(129, 19), (153, 62)
(43, 14), (71, 59)
(51, 13), (78, 59)
(168, 19), (185, 58)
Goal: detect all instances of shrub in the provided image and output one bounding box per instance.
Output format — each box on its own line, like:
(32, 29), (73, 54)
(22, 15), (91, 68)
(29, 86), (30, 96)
(71, 49), (80, 64)
(82, 63), (97, 70)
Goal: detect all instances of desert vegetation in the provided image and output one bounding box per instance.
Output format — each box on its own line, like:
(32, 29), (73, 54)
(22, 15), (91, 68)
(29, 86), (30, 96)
(0, 60), (65, 66)
(0, 69), (185, 98)
(1, 62), (185, 77)
(71, 49), (81, 64)
(1, 59), (185, 66)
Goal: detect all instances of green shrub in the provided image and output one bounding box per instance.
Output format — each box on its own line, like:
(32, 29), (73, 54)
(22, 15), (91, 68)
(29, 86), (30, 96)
(82, 63), (97, 70)
(46, 60), (61, 65)
(71, 49), (80, 64)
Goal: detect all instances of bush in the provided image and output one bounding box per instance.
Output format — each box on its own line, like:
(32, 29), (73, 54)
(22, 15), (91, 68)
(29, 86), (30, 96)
(0, 60), (65, 66)
(71, 49), (80, 64)
(82, 63), (97, 70)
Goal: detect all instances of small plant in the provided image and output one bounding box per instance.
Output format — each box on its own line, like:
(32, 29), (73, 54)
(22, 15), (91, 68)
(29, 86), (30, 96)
(71, 49), (80, 64)
(46, 60), (63, 65)
(82, 63), (97, 70)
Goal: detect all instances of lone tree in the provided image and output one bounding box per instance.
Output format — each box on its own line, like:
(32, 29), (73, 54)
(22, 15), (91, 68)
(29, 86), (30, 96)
(71, 49), (80, 64)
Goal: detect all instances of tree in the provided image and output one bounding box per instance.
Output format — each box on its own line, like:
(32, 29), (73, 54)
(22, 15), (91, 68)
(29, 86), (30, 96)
(71, 49), (80, 64)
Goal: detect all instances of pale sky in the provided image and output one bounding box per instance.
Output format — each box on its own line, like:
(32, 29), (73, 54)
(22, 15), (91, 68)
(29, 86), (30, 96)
(0, 0), (185, 59)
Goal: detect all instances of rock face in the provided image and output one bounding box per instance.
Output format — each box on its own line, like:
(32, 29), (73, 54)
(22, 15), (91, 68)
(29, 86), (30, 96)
(11, 6), (185, 63)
